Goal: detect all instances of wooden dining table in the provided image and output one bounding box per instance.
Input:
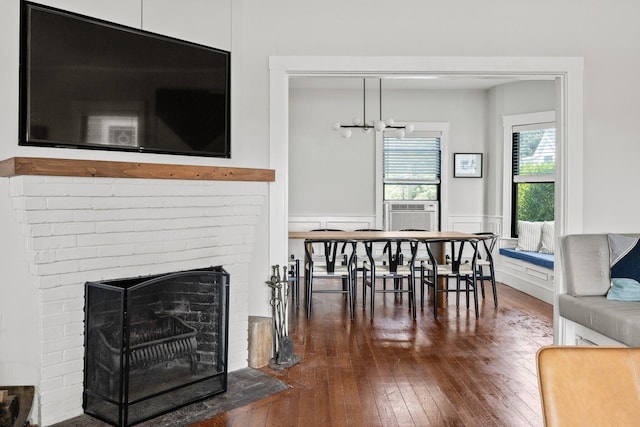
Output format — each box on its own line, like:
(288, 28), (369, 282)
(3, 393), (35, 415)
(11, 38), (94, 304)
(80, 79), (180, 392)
(288, 230), (479, 242)
(288, 230), (486, 309)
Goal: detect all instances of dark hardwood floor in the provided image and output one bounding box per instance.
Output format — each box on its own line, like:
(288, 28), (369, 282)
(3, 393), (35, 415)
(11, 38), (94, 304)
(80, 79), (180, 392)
(191, 280), (552, 427)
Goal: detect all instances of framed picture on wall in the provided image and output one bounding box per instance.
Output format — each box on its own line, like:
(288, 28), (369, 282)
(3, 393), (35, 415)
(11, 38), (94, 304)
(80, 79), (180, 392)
(454, 153), (483, 178)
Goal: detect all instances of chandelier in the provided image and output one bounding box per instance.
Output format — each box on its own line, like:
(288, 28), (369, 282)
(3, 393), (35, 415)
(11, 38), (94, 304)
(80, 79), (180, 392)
(332, 78), (414, 138)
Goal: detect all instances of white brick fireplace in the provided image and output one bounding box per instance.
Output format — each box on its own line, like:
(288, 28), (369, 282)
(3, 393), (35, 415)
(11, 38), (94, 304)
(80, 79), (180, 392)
(5, 169), (268, 425)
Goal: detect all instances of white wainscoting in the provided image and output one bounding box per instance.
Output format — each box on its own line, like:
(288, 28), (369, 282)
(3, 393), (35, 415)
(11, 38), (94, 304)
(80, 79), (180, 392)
(446, 215), (502, 235)
(287, 215), (376, 261)
(288, 216), (377, 232)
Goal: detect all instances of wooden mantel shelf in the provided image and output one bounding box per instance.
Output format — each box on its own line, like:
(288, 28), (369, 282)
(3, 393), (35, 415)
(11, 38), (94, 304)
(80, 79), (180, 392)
(0, 157), (275, 182)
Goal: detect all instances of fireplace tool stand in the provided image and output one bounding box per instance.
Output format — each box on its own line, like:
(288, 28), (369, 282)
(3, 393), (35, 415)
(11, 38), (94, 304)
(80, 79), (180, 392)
(267, 265), (301, 370)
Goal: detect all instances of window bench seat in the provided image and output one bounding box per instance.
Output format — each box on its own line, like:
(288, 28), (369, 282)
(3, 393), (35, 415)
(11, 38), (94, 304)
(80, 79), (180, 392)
(498, 248), (555, 269)
(495, 247), (554, 303)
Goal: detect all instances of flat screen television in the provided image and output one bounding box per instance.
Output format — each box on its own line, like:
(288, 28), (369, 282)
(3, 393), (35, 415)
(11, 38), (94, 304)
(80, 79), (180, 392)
(19, 1), (231, 158)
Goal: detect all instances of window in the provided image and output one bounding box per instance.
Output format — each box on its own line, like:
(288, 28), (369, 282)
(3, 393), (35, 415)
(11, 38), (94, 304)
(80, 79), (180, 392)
(383, 132), (441, 201)
(85, 115), (139, 147)
(511, 122), (555, 236)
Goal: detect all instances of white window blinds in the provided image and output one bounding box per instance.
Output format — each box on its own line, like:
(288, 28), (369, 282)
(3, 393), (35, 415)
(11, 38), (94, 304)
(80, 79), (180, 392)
(383, 133), (441, 183)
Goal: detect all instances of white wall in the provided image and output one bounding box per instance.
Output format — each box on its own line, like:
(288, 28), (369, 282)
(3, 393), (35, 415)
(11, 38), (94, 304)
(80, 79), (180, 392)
(487, 81), (557, 217)
(289, 83), (376, 216)
(0, 1), (273, 302)
(289, 80), (555, 227)
(0, 2), (274, 424)
(241, 0), (640, 236)
(2, 0), (640, 421)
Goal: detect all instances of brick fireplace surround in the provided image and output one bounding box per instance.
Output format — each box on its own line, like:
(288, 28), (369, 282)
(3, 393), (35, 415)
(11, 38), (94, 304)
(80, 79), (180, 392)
(0, 157), (274, 426)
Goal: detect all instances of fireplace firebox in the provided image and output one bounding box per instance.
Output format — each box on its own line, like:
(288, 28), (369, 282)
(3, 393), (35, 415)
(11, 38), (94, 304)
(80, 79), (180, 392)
(83, 266), (229, 426)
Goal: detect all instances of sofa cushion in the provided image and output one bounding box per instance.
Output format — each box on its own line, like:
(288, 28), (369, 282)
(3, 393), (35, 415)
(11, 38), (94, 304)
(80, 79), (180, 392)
(559, 294), (640, 346)
(609, 233), (640, 285)
(607, 278), (640, 301)
(561, 234), (611, 296)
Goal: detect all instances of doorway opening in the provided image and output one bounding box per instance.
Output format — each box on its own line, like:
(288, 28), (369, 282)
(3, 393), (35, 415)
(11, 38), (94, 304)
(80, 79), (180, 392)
(268, 56), (584, 344)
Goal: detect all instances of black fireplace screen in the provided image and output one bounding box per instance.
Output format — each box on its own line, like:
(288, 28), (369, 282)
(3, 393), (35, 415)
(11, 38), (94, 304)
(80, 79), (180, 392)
(83, 266), (229, 426)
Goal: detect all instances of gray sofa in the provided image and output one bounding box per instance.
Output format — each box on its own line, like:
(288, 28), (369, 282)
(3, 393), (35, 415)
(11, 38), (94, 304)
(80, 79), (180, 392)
(560, 233), (640, 346)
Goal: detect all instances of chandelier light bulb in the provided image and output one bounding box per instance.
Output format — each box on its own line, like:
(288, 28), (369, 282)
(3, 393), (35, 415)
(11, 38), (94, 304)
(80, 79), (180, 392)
(333, 78), (411, 137)
(340, 128), (352, 138)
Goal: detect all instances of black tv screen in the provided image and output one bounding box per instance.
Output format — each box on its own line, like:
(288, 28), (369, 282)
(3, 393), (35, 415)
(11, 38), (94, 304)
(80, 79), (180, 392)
(19, 1), (231, 158)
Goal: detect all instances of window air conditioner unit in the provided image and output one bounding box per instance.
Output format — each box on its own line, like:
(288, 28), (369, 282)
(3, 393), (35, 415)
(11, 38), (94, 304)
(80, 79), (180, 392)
(384, 201), (439, 231)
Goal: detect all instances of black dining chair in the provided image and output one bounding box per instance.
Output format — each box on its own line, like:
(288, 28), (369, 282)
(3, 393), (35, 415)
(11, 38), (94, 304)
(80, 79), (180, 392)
(420, 238), (480, 319)
(473, 232), (499, 307)
(305, 229), (346, 294)
(304, 238), (358, 319)
(341, 229), (387, 289)
(398, 228), (431, 271)
(362, 238), (419, 319)
(308, 228), (346, 261)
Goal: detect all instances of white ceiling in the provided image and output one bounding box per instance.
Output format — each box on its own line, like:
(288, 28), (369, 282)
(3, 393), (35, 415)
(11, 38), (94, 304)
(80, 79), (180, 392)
(289, 74), (555, 91)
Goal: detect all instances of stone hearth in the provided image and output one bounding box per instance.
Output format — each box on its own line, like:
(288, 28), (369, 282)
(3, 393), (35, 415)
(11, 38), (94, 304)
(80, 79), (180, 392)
(51, 368), (288, 427)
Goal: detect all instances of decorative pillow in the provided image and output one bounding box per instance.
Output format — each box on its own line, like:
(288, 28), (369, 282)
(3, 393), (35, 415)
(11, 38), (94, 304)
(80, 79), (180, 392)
(516, 221), (543, 252)
(539, 221), (555, 254)
(608, 233), (640, 285)
(607, 278), (640, 301)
